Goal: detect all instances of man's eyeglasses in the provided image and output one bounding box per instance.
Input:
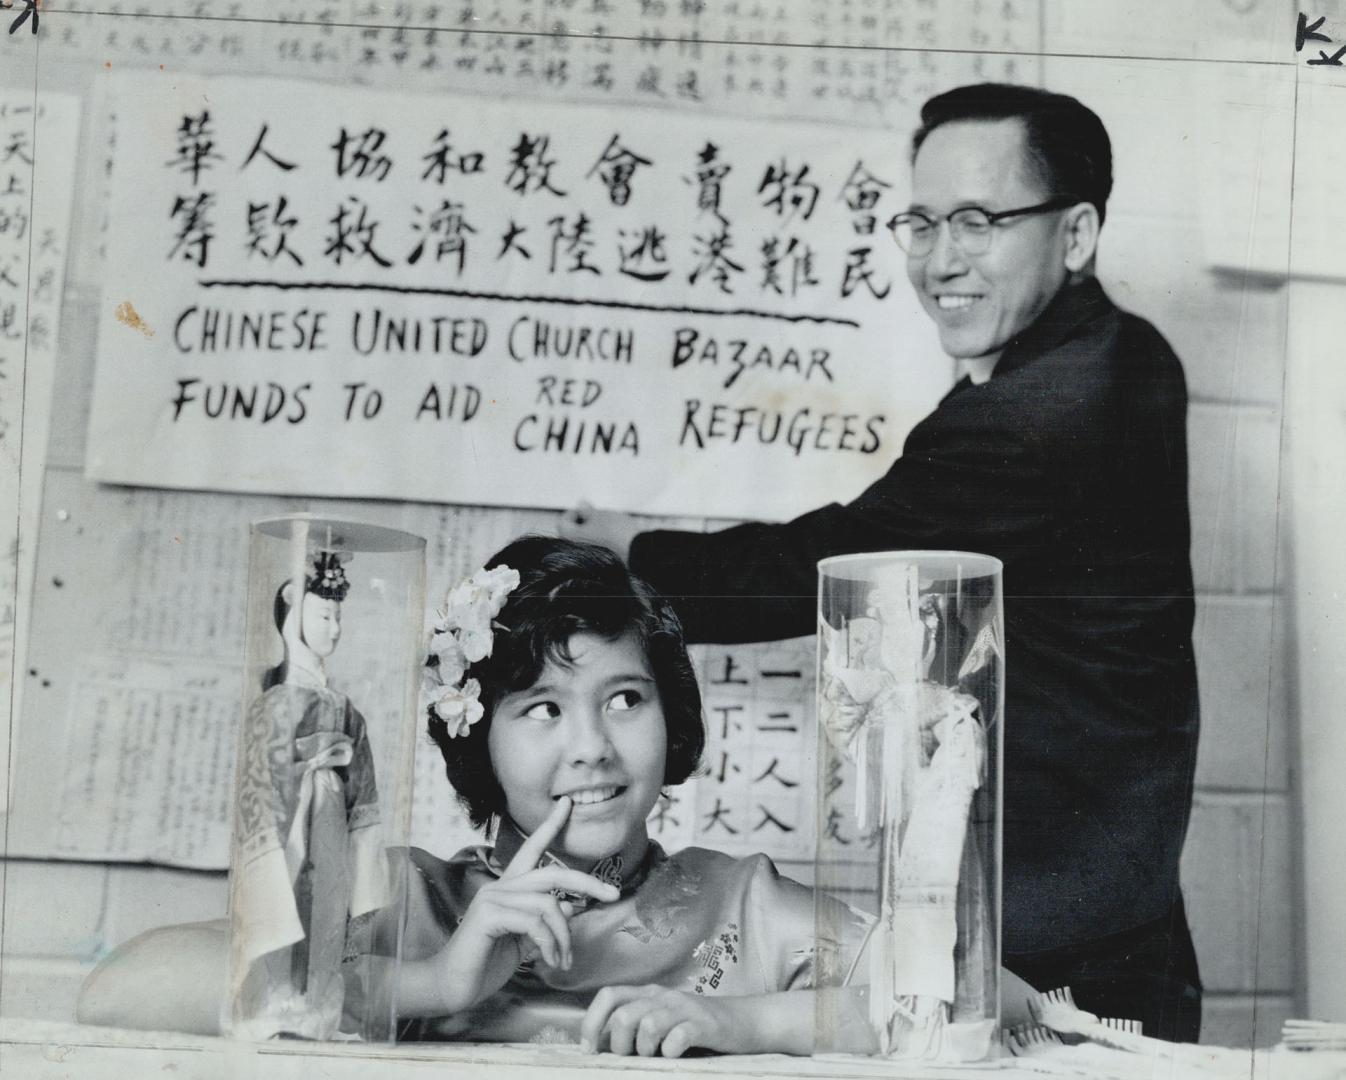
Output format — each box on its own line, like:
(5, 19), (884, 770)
(886, 195), (1081, 257)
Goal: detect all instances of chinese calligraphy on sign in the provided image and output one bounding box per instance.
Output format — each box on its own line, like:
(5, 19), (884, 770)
(88, 72), (949, 523)
(0, 94), (79, 802)
(687, 640), (817, 858)
(2, 0), (39, 37)
(0, 95), (76, 523)
(30, 0), (1042, 122)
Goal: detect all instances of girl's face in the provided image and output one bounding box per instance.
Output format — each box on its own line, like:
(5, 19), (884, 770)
(488, 630), (666, 865)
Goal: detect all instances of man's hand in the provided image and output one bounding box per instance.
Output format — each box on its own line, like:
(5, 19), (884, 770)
(580, 985), (741, 1057)
(557, 501), (642, 562)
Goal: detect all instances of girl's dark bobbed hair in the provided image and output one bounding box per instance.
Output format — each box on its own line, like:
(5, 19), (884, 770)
(427, 535), (705, 830)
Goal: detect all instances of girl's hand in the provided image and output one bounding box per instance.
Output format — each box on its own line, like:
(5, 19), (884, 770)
(433, 796), (620, 1013)
(579, 985), (740, 1058)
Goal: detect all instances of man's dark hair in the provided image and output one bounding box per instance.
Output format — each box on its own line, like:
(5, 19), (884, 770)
(912, 83), (1113, 225)
(428, 535), (705, 830)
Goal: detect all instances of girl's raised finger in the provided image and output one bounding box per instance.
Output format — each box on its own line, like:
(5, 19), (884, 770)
(502, 796), (572, 877)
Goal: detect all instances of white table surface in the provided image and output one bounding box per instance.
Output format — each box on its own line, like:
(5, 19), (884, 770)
(1, 1019), (1341, 1080)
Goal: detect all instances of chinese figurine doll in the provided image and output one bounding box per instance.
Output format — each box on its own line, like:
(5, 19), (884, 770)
(225, 548), (388, 1039)
(816, 553), (1003, 1062)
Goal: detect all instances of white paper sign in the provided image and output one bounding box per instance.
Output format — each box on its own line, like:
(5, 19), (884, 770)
(0, 91), (80, 808)
(87, 72), (947, 521)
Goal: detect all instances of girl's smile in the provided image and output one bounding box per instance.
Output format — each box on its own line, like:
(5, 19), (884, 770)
(560, 785), (624, 806)
(488, 630), (667, 867)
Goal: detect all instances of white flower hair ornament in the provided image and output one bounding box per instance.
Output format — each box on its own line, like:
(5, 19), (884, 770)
(422, 564), (520, 738)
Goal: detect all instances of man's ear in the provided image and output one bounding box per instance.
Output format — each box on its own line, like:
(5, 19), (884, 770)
(280, 580), (298, 609)
(1062, 202), (1100, 273)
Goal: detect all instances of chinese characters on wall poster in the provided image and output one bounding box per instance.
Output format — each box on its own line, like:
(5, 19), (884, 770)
(44, 0), (1042, 124)
(0, 101), (40, 671)
(0, 96), (77, 690)
(0, 104), (50, 452)
(88, 72), (952, 523)
(0, 93), (79, 815)
(685, 641), (817, 858)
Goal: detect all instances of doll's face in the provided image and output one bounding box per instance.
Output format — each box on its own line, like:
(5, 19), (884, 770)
(920, 593), (944, 630)
(487, 630), (666, 865)
(300, 593), (342, 658)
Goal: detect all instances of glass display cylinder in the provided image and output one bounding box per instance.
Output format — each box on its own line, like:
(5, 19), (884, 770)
(814, 551), (1002, 1063)
(223, 515), (425, 1042)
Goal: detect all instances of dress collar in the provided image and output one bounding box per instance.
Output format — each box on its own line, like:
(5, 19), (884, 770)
(488, 815), (660, 908)
(285, 653), (328, 690)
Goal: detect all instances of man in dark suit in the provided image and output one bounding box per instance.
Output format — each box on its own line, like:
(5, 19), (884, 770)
(562, 84), (1201, 1041)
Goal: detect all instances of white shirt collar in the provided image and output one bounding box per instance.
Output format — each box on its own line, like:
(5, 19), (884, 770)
(961, 354), (1000, 385)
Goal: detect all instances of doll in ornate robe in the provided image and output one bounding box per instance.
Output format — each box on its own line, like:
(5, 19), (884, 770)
(226, 551), (387, 1039)
(818, 565), (997, 1061)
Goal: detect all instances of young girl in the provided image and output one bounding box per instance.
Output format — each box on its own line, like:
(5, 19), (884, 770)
(387, 534), (878, 1056)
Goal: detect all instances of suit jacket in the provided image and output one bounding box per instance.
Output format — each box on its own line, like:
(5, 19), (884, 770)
(630, 277), (1199, 955)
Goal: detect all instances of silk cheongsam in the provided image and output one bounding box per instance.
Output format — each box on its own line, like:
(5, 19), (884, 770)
(395, 838), (873, 1044)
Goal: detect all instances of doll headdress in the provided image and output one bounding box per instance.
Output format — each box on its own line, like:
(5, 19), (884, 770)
(306, 549), (351, 602)
(421, 564), (520, 738)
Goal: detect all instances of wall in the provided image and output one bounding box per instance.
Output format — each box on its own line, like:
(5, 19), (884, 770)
(1285, 74), (1346, 1023)
(0, 0), (1315, 1050)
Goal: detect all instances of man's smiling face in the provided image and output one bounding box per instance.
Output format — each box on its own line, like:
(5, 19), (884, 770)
(905, 118), (1072, 362)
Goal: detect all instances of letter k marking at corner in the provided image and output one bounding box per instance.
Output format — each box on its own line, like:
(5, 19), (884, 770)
(1297, 12), (1332, 51)
(1308, 43), (1346, 64)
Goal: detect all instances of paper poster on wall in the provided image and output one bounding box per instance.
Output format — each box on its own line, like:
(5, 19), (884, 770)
(86, 72), (947, 522)
(0, 92), (81, 807)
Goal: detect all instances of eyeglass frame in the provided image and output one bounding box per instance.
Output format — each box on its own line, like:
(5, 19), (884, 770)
(886, 195), (1084, 257)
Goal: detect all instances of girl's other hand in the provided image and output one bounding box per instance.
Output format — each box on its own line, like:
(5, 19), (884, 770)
(434, 795), (620, 1013)
(579, 984), (739, 1058)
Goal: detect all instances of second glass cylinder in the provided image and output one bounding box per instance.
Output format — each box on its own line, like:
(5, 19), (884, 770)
(814, 551), (1003, 1062)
